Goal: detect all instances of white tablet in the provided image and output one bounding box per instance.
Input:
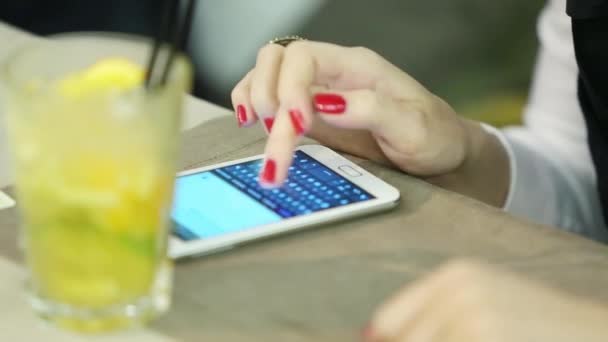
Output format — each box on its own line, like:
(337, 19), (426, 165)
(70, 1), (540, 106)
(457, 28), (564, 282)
(169, 145), (400, 259)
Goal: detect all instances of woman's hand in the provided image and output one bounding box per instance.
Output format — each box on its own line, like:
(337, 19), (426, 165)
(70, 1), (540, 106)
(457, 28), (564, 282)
(365, 260), (608, 342)
(231, 41), (510, 206)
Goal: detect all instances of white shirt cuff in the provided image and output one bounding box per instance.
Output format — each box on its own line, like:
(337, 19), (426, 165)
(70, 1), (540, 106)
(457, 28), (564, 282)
(479, 123), (516, 211)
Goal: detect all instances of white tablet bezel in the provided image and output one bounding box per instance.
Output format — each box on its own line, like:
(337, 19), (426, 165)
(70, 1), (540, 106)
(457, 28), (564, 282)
(169, 145), (400, 259)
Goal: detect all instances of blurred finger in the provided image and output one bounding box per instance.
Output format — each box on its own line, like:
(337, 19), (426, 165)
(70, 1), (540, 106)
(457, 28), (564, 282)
(367, 278), (439, 341)
(312, 89), (417, 144)
(259, 111), (298, 188)
(306, 88), (392, 164)
(258, 43), (324, 186)
(276, 42), (316, 136)
(368, 262), (477, 341)
(393, 282), (480, 342)
(251, 44), (284, 133)
(275, 42), (390, 135)
(312, 90), (386, 130)
(230, 70), (258, 127)
(260, 42), (392, 186)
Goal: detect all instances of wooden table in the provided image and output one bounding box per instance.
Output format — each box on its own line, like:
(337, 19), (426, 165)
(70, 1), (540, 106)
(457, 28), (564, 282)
(2, 23), (608, 342)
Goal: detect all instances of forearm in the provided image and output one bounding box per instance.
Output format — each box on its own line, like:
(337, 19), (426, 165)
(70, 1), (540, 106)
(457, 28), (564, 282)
(425, 119), (510, 208)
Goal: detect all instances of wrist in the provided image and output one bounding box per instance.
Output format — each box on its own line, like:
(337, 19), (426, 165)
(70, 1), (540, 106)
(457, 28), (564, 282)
(426, 119), (510, 207)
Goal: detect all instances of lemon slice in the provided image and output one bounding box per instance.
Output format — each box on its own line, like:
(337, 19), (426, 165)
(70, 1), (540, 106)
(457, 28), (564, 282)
(58, 58), (144, 98)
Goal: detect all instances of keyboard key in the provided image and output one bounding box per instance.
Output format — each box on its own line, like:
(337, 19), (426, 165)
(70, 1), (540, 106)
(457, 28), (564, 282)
(215, 169), (232, 179)
(232, 179), (246, 189)
(278, 207), (293, 217)
(329, 179), (347, 186)
(222, 151), (372, 219)
(300, 161), (319, 170)
(262, 198), (277, 209)
(246, 188), (262, 200)
(308, 168), (338, 182)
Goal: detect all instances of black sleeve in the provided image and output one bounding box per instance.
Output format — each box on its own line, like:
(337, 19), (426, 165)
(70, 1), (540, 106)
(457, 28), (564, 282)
(568, 0), (608, 19)
(568, 1), (608, 225)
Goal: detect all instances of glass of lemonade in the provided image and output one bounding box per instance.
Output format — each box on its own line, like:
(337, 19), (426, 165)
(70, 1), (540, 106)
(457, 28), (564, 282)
(1, 36), (191, 332)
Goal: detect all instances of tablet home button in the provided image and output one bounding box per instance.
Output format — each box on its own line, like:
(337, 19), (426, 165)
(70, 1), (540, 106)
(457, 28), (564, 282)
(339, 165), (362, 177)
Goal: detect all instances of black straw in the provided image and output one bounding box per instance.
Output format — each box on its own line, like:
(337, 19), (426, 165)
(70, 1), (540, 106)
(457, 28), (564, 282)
(145, 0), (196, 89)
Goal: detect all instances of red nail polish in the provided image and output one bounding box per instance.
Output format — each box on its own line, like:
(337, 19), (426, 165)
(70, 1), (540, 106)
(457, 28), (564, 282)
(236, 105), (247, 126)
(289, 109), (306, 135)
(361, 323), (376, 342)
(314, 93), (346, 114)
(260, 159), (277, 184)
(263, 117), (275, 132)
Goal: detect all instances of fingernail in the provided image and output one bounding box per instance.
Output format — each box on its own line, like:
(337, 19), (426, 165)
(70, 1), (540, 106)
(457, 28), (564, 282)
(288, 109), (306, 135)
(236, 105), (247, 127)
(314, 93), (346, 114)
(260, 159), (277, 184)
(361, 323), (377, 342)
(263, 117), (275, 133)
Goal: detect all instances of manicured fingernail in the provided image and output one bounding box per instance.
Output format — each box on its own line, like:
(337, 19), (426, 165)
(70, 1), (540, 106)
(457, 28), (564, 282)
(289, 109), (306, 135)
(236, 105), (247, 127)
(260, 159), (277, 184)
(263, 117), (275, 133)
(361, 323), (377, 342)
(314, 93), (346, 114)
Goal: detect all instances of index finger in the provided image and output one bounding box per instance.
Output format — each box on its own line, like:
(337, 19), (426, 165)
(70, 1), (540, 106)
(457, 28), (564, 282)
(261, 42), (389, 187)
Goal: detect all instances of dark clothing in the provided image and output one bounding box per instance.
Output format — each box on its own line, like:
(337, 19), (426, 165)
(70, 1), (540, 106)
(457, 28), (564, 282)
(568, 0), (608, 226)
(0, 1), (161, 36)
(0, 1), (208, 100)
(568, 0), (608, 19)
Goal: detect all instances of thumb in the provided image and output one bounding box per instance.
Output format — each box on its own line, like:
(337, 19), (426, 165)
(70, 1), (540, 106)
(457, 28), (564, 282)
(311, 90), (408, 136)
(310, 89), (444, 176)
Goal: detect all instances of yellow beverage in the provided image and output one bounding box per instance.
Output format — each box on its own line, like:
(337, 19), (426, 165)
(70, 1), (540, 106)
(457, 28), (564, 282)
(2, 38), (191, 332)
